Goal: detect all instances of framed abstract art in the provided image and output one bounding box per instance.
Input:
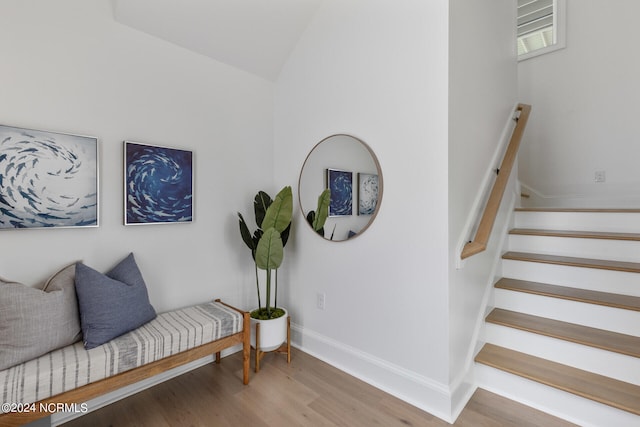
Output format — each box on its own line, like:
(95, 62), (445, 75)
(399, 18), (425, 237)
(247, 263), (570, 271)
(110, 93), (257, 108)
(0, 124), (98, 229)
(124, 141), (193, 225)
(358, 172), (379, 215)
(326, 168), (352, 217)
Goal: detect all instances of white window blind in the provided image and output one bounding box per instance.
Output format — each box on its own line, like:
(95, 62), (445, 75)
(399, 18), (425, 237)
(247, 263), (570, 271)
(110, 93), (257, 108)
(517, 0), (555, 56)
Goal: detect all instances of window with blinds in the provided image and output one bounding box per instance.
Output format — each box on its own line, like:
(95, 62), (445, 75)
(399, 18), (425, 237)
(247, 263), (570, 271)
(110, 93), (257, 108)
(517, 0), (565, 59)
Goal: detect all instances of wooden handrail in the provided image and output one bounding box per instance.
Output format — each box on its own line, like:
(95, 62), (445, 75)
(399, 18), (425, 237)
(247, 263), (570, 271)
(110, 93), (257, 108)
(461, 103), (531, 260)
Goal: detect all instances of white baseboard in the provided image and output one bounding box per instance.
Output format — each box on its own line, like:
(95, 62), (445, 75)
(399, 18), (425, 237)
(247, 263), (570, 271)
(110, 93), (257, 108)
(291, 323), (463, 423)
(519, 182), (640, 208)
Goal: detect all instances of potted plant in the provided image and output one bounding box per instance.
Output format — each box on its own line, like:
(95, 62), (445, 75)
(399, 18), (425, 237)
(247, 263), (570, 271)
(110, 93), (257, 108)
(238, 186), (292, 351)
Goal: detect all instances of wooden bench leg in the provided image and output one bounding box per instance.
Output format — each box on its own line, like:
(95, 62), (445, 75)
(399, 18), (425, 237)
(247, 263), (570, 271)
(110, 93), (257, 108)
(255, 322), (262, 373)
(213, 298), (250, 385)
(286, 315), (291, 364)
(243, 311), (250, 384)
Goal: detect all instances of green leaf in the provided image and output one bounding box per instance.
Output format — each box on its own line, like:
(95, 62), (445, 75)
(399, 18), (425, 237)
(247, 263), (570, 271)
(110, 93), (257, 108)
(238, 213), (255, 250)
(253, 228), (263, 245)
(254, 191), (272, 228)
(312, 189), (331, 231)
(261, 186), (292, 233)
(281, 221), (292, 248)
(306, 210), (315, 225)
(255, 227), (283, 270)
(306, 210), (324, 237)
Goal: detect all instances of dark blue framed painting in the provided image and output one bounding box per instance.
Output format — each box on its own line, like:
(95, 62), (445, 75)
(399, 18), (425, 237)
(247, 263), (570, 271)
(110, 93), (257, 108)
(0, 124), (98, 229)
(326, 168), (352, 217)
(124, 141), (193, 225)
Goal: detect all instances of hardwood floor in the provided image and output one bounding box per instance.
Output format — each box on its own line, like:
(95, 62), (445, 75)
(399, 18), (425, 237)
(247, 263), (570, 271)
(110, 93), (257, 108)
(62, 349), (576, 427)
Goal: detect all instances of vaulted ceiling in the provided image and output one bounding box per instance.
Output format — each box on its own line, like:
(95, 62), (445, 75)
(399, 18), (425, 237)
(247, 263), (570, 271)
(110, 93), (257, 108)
(113, 0), (323, 81)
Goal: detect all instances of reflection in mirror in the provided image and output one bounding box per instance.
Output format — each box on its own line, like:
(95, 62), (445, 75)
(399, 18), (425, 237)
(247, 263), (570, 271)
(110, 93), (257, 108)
(298, 134), (383, 241)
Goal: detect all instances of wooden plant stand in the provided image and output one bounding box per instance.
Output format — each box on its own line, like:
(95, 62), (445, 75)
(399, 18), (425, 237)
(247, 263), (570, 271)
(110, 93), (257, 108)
(254, 316), (291, 372)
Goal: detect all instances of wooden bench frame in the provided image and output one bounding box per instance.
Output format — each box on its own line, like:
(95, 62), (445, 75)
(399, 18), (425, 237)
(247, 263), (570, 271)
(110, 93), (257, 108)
(0, 299), (250, 427)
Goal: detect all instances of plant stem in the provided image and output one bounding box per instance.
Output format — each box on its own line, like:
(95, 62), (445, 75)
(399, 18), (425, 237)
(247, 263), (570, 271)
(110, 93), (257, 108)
(254, 262), (262, 311)
(274, 268), (278, 308)
(265, 268), (271, 317)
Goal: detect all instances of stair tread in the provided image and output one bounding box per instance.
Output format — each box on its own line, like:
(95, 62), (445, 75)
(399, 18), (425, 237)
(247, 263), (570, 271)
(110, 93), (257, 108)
(495, 278), (640, 312)
(475, 343), (640, 415)
(486, 308), (640, 358)
(502, 251), (640, 273)
(515, 208), (640, 213)
(510, 228), (640, 241)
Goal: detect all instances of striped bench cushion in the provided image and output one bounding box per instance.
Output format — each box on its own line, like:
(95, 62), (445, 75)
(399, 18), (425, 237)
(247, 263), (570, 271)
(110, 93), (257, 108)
(1, 300), (243, 409)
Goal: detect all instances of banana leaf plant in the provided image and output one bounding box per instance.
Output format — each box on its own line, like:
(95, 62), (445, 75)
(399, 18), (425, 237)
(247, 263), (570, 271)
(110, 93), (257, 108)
(238, 186), (292, 319)
(305, 188), (331, 238)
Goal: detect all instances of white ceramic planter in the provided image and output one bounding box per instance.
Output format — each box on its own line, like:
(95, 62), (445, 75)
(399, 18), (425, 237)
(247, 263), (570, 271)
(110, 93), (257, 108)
(250, 308), (288, 352)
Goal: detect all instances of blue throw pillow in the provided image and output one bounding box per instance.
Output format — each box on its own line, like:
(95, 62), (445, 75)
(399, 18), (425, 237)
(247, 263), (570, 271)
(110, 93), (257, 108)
(75, 253), (157, 349)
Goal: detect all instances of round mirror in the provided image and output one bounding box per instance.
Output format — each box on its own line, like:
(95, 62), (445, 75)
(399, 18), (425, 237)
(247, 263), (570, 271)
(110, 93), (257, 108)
(298, 134), (383, 241)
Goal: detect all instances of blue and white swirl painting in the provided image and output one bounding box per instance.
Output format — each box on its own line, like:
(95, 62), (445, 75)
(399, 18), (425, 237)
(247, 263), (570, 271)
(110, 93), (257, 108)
(358, 172), (379, 215)
(125, 142), (193, 225)
(327, 168), (352, 217)
(0, 124), (98, 229)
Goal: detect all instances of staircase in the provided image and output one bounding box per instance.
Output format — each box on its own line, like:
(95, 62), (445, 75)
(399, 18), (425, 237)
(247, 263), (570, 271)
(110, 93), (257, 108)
(475, 208), (640, 427)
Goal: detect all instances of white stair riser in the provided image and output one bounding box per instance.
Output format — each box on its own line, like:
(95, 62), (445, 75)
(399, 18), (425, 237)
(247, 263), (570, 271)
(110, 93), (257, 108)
(475, 364), (640, 427)
(508, 234), (640, 263)
(494, 289), (640, 336)
(501, 259), (640, 297)
(478, 210), (640, 424)
(482, 324), (640, 385)
(514, 212), (640, 233)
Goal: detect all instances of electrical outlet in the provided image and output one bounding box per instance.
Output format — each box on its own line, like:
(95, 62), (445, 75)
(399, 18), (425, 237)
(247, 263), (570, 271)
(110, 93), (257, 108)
(594, 170), (606, 183)
(316, 292), (326, 310)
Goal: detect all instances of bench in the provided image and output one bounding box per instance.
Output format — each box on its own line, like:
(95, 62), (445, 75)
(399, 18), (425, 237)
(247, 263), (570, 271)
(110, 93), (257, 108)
(0, 299), (250, 427)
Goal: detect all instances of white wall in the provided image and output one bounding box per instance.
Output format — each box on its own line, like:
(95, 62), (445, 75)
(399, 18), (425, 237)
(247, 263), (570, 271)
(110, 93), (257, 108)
(518, 0), (640, 207)
(448, 0), (518, 416)
(275, 0), (454, 420)
(0, 0), (274, 313)
(1, 0), (521, 422)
